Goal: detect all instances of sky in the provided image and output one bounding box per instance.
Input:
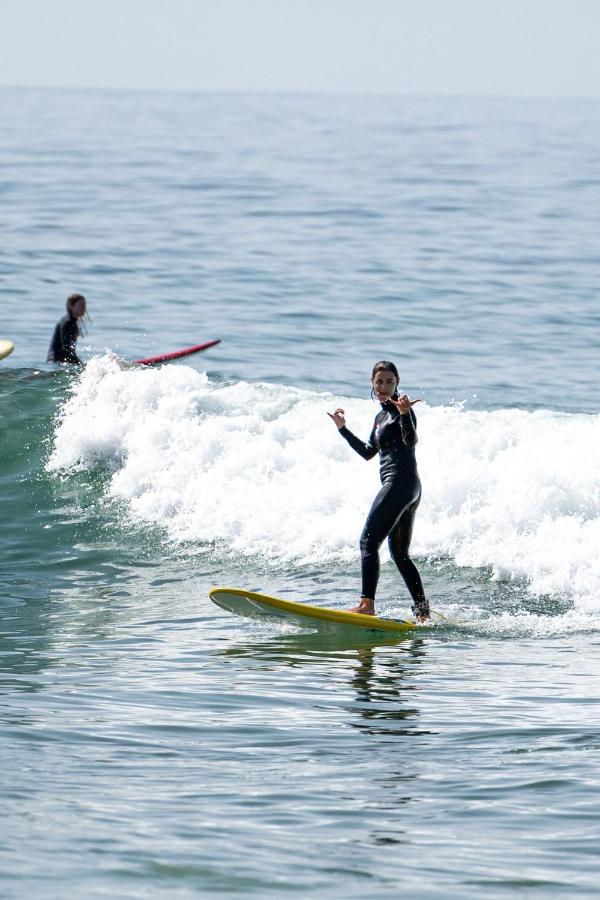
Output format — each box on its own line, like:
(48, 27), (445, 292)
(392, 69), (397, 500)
(1, 0), (599, 97)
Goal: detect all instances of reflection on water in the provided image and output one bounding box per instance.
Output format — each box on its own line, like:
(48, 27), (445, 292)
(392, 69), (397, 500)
(218, 630), (442, 855)
(219, 630), (434, 738)
(348, 643), (430, 736)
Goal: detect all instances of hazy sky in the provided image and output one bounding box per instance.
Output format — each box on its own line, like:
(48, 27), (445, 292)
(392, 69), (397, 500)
(1, 0), (599, 96)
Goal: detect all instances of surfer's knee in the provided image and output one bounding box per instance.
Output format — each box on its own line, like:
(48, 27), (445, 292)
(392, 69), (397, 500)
(360, 527), (381, 558)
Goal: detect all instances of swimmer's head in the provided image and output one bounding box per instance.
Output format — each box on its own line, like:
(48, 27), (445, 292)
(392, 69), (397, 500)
(66, 293), (86, 319)
(371, 360), (399, 402)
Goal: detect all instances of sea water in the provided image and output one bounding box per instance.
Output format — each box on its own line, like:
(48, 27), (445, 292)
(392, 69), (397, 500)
(1, 87), (600, 897)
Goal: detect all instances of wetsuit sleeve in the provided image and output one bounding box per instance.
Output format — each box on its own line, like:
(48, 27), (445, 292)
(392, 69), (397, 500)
(338, 425), (378, 460)
(399, 409), (418, 448)
(47, 323), (61, 362)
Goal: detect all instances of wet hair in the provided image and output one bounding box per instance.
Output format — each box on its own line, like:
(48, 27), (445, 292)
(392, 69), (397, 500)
(66, 293), (88, 335)
(371, 360), (399, 400)
(371, 360), (399, 382)
(66, 293), (86, 312)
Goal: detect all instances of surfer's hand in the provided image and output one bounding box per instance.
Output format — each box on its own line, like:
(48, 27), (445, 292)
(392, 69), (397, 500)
(327, 408), (346, 429)
(388, 394), (420, 415)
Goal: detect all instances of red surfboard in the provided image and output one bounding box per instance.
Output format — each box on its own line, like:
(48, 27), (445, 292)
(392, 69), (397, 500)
(135, 339), (221, 366)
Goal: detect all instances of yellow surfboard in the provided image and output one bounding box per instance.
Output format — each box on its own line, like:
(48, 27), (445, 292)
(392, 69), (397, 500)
(0, 340), (14, 361)
(209, 587), (418, 633)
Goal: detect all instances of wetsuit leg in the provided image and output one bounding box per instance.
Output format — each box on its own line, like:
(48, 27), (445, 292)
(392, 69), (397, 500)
(360, 482), (415, 600)
(388, 495), (429, 616)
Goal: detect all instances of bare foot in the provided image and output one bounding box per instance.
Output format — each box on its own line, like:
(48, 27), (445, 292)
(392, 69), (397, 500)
(348, 597), (375, 615)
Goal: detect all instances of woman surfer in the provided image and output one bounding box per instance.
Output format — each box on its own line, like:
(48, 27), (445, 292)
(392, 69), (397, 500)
(47, 293), (88, 365)
(328, 360), (430, 621)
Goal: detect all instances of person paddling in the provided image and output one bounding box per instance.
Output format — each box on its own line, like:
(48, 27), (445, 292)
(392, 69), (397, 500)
(328, 360), (430, 621)
(47, 294), (88, 365)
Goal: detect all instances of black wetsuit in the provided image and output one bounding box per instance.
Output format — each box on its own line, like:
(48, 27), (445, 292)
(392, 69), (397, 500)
(339, 400), (428, 615)
(47, 313), (81, 364)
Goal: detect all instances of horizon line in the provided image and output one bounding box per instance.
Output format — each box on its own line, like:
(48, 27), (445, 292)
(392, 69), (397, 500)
(1, 82), (600, 102)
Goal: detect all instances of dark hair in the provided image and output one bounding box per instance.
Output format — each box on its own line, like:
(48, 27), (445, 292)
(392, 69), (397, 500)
(371, 360), (399, 400)
(371, 360), (399, 381)
(66, 293), (88, 335)
(66, 293), (86, 312)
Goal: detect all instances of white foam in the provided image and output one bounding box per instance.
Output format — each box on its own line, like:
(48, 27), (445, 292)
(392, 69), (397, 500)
(47, 355), (600, 610)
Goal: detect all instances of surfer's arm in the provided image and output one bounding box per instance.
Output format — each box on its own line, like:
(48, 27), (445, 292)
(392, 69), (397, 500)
(399, 409), (418, 448)
(47, 323), (60, 362)
(338, 425), (378, 460)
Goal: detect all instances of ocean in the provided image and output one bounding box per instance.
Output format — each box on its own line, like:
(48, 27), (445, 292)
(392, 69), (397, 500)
(1, 86), (600, 897)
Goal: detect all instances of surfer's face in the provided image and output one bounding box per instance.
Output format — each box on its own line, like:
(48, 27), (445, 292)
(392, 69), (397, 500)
(372, 370), (398, 402)
(70, 298), (86, 319)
